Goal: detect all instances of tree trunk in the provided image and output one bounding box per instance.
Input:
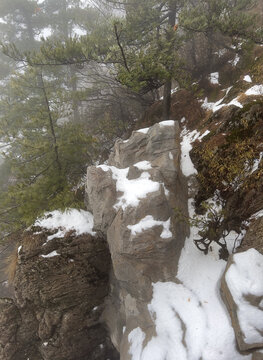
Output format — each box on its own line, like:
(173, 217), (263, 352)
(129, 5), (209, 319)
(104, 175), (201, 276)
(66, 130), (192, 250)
(70, 66), (80, 122)
(162, 2), (176, 120)
(38, 71), (62, 173)
(162, 80), (172, 119)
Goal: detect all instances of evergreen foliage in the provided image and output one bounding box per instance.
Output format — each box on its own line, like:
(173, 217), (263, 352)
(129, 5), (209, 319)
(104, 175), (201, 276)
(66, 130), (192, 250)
(0, 64), (97, 230)
(0, 0), (262, 241)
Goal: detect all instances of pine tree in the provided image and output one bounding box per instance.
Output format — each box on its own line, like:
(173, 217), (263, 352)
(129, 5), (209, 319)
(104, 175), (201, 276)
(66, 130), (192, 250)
(179, 0), (263, 72)
(0, 64), (97, 231)
(107, 0), (187, 119)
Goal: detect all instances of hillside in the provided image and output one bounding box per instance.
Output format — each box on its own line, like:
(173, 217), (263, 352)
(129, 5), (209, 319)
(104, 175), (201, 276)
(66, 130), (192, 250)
(0, 1), (263, 359)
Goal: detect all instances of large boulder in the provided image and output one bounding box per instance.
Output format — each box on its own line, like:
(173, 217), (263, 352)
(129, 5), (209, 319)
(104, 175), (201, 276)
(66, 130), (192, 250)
(239, 216), (263, 254)
(221, 249), (263, 352)
(0, 223), (119, 360)
(86, 166), (117, 233)
(86, 120), (189, 357)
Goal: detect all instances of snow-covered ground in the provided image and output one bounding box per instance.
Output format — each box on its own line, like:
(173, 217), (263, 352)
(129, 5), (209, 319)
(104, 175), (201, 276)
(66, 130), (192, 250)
(201, 82), (263, 114)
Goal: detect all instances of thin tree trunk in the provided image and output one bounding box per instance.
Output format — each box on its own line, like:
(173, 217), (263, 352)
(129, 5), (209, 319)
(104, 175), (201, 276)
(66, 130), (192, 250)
(39, 71), (62, 172)
(162, 2), (176, 120)
(70, 65), (80, 122)
(163, 80), (172, 119)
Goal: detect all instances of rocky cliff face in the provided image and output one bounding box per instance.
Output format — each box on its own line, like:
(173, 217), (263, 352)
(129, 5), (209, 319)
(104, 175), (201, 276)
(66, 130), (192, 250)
(0, 119), (263, 360)
(86, 120), (189, 356)
(0, 228), (118, 360)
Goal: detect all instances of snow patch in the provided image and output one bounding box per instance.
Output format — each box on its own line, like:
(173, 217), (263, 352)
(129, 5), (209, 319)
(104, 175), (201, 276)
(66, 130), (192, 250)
(46, 229), (65, 242)
(198, 129), (210, 140)
(134, 161), (152, 171)
(98, 165), (160, 210)
(229, 54), (240, 66)
(243, 75), (252, 83)
(128, 327), (146, 360)
(180, 128), (199, 177)
(35, 209), (96, 238)
(127, 216), (172, 239)
(228, 97), (243, 108)
(250, 209), (263, 220)
(141, 282), (206, 360)
(41, 250), (60, 258)
(209, 72), (219, 85)
(251, 152), (263, 174)
(202, 94), (243, 112)
(245, 85), (263, 96)
(136, 127), (149, 134)
(159, 120), (175, 127)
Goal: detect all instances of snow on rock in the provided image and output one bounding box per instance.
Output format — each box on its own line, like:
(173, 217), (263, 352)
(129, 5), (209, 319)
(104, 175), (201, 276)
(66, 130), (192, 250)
(34, 209), (96, 237)
(251, 152), (263, 174)
(128, 327), (146, 360)
(127, 215), (172, 239)
(228, 97), (243, 108)
(250, 209), (263, 220)
(98, 165), (160, 210)
(243, 75), (252, 83)
(224, 230), (245, 254)
(136, 127), (150, 134)
(245, 85), (263, 96)
(128, 127), (251, 359)
(134, 161), (152, 171)
(159, 120), (176, 127)
(40, 250), (60, 258)
(202, 95), (243, 113)
(202, 97), (226, 112)
(223, 249), (263, 350)
(180, 128), (199, 177)
(229, 54), (240, 66)
(128, 204), (250, 359)
(209, 72), (219, 85)
(128, 282), (206, 360)
(198, 129), (210, 140)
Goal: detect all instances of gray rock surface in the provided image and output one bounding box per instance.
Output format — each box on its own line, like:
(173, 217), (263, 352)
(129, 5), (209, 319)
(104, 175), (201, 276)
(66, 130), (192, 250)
(86, 121), (189, 357)
(252, 350), (263, 360)
(239, 216), (263, 254)
(86, 166), (117, 233)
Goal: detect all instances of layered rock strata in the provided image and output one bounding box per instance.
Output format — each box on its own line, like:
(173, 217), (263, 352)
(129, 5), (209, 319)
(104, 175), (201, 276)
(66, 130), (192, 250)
(0, 228), (119, 360)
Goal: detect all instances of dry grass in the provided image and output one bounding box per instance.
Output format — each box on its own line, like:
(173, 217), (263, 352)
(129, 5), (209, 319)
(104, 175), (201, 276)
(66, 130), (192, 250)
(21, 232), (43, 252)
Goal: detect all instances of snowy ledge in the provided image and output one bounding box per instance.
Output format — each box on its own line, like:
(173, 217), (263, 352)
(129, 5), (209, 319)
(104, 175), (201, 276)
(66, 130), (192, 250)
(34, 209), (96, 241)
